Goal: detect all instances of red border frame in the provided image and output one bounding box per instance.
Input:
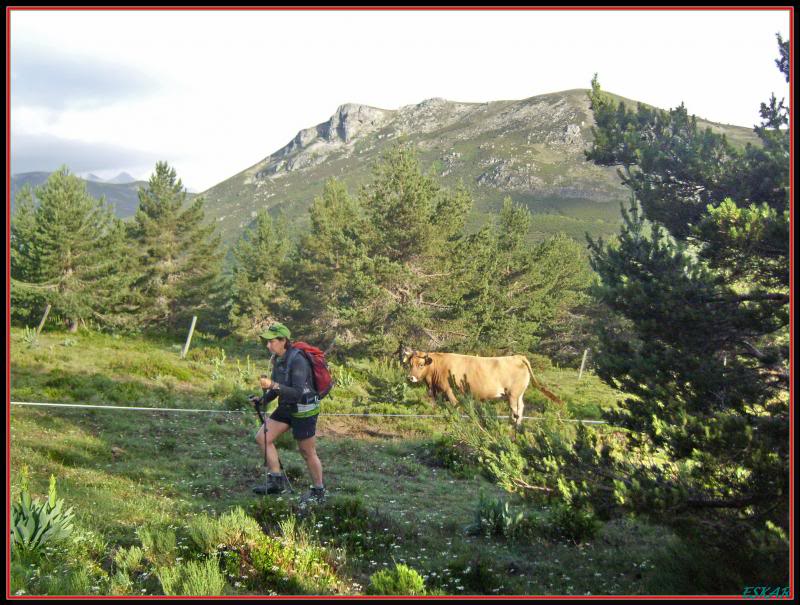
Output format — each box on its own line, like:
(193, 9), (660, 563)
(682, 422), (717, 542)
(5, 6), (794, 601)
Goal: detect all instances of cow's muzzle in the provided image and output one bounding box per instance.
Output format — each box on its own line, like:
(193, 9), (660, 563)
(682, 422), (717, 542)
(408, 376), (419, 383)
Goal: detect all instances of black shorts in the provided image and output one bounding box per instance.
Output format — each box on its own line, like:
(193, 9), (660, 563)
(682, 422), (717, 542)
(269, 406), (318, 441)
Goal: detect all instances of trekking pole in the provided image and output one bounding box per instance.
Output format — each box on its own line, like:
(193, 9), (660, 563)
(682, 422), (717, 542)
(250, 393), (270, 492)
(251, 393), (293, 494)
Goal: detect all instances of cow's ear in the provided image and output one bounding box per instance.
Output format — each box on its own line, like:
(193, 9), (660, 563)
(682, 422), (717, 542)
(424, 355), (433, 365)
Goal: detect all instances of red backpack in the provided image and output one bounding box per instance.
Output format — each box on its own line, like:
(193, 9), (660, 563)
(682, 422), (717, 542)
(290, 342), (334, 399)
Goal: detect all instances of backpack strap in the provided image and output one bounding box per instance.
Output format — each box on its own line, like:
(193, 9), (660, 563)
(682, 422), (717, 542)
(284, 346), (303, 377)
(285, 346), (316, 394)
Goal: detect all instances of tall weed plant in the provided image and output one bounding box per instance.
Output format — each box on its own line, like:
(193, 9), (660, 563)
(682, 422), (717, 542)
(11, 468), (75, 555)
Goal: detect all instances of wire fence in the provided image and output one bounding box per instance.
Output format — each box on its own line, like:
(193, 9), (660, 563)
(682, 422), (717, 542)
(10, 400), (609, 425)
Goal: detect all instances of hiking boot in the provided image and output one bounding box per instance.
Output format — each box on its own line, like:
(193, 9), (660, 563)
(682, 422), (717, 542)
(252, 473), (289, 495)
(298, 486), (326, 507)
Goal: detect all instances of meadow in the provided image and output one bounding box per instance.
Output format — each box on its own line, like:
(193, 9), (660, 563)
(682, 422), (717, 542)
(10, 326), (694, 596)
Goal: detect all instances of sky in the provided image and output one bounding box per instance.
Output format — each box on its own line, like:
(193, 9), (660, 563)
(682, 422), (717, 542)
(9, 8), (792, 192)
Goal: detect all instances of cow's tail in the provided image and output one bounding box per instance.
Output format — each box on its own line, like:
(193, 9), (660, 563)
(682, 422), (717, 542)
(521, 356), (564, 405)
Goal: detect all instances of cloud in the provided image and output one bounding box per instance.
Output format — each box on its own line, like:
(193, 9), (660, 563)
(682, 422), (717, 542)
(10, 46), (161, 110)
(11, 132), (165, 176)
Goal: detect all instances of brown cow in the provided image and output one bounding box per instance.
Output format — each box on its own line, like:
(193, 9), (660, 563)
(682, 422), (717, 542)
(401, 348), (562, 426)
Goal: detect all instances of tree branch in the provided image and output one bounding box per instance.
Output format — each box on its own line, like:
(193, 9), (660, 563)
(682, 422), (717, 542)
(511, 478), (553, 493)
(684, 495), (773, 509)
(703, 293), (788, 304)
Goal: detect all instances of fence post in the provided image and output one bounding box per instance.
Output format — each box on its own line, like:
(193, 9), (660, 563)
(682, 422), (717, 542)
(181, 316), (198, 359)
(578, 348), (590, 381)
(35, 304), (52, 337)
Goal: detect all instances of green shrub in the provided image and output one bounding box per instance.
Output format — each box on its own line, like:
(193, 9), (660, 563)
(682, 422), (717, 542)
(22, 326), (40, 348)
(221, 507), (263, 544)
(187, 515), (226, 555)
(114, 545), (144, 574)
(109, 570), (134, 595)
(465, 490), (523, 540)
(9, 526), (109, 596)
(222, 387), (252, 411)
(188, 507), (264, 555)
(11, 469), (75, 555)
(421, 434), (480, 479)
(360, 358), (422, 406)
(40, 566), (93, 595)
(251, 493), (293, 529)
(234, 356), (255, 389)
(645, 532), (790, 594)
(250, 517), (342, 595)
(105, 381), (153, 405)
(158, 555), (227, 596)
(220, 549), (242, 580)
(43, 369), (92, 400)
(548, 503), (600, 543)
(367, 563), (426, 595)
(445, 556), (504, 593)
(329, 361), (355, 387)
(308, 495), (407, 561)
(137, 525), (177, 567)
(185, 346), (226, 364)
(122, 357), (193, 381)
(210, 349), (227, 382)
(527, 353), (552, 372)
(209, 379), (238, 401)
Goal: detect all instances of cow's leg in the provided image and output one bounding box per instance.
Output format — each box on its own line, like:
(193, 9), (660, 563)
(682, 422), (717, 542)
(507, 392), (524, 424)
(508, 393), (524, 440)
(444, 388), (459, 405)
(427, 384), (439, 407)
(515, 394), (525, 427)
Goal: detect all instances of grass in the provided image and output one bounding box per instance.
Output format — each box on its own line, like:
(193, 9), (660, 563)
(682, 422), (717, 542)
(11, 325), (678, 595)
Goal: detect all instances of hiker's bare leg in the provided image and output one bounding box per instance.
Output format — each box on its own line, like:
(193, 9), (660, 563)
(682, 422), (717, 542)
(297, 436), (323, 486)
(256, 418), (290, 474)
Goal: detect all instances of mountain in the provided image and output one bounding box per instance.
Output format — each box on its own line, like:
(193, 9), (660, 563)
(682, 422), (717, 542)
(198, 88), (761, 245)
(107, 172), (137, 184)
(10, 172), (150, 219)
(85, 173), (105, 182)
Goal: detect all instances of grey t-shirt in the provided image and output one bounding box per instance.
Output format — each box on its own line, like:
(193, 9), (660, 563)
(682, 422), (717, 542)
(262, 346), (314, 409)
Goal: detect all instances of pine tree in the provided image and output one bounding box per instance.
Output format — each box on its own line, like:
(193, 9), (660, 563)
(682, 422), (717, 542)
(10, 167), (136, 331)
(229, 208), (292, 336)
(584, 37), (789, 582)
(289, 147), (592, 356)
(448, 198), (592, 354)
(10, 185), (40, 323)
(356, 145), (474, 351)
(285, 178), (376, 343)
(129, 162), (225, 331)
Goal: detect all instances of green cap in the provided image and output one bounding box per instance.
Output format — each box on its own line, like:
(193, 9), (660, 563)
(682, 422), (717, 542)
(259, 322), (291, 342)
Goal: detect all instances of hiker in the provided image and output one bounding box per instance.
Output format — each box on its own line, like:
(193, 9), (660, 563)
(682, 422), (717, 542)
(251, 322), (326, 505)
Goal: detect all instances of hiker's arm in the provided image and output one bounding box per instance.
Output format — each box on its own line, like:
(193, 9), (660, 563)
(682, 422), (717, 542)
(261, 388), (279, 405)
(258, 376), (279, 405)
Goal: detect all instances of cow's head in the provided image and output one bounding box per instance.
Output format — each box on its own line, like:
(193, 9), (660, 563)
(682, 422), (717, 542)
(407, 351), (433, 383)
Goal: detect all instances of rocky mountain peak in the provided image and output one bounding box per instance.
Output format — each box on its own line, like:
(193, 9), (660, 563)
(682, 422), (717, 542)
(256, 102), (391, 178)
(321, 103), (391, 144)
